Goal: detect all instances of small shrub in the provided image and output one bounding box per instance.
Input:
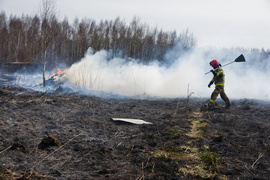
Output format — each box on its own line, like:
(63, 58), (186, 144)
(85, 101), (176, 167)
(200, 151), (220, 166)
(165, 145), (180, 152)
(155, 151), (168, 160)
(196, 122), (208, 130)
(169, 129), (182, 139)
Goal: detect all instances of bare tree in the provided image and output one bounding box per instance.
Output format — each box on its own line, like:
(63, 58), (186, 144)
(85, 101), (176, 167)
(0, 9), (200, 67)
(38, 0), (57, 87)
(8, 16), (25, 62)
(177, 29), (197, 50)
(0, 12), (8, 62)
(24, 16), (39, 63)
(59, 18), (72, 64)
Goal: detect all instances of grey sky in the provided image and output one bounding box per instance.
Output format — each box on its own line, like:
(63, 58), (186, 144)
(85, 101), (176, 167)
(1, 0), (270, 49)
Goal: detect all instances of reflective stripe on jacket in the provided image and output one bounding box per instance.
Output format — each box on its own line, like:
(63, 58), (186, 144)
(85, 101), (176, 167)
(211, 68), (225, 86)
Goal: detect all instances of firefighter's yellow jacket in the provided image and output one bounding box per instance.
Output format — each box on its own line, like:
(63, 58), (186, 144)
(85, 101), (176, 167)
(210, 68), (224, 86)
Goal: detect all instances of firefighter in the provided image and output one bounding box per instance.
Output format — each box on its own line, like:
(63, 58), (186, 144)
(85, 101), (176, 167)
(207, 59), (231, 109)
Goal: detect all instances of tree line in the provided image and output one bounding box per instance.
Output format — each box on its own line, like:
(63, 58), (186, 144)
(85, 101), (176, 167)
(0, 11), (197, 66)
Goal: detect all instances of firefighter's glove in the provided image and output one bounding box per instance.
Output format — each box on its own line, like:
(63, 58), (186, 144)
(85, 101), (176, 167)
(210, 70), (216, 75)
(208, 81), (214, 88)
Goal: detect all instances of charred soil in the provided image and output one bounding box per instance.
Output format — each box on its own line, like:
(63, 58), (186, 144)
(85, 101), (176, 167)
(0, 85), (270, 179)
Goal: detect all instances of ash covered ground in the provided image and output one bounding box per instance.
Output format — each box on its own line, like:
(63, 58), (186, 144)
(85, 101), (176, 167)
(0, 74), (270, 179)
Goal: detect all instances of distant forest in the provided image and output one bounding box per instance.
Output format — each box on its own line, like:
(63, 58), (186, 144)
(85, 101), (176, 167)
(0, 10), (198, 66)
(1, 6), (270, 69)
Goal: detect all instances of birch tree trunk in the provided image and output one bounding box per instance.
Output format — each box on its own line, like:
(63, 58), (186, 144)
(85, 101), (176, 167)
(42, 50), (47, 87)
(38, 0), (57, 87)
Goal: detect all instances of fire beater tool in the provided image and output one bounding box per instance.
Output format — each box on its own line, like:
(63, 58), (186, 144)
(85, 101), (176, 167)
(205, 54), (246, 75)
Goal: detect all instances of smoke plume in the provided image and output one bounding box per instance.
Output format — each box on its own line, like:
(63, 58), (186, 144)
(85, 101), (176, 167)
(58, 47), (270, 100)
(13, 45), (270, 101)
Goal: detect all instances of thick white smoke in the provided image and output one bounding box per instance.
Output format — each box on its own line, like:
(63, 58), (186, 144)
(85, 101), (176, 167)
(58, 48), (206, 98)
(57, 46), (269, 100)
(14, 46), (270, 100)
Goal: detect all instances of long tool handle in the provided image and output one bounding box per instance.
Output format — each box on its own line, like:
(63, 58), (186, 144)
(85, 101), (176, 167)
(204, 61), (235, 75)
(205, 70), (213, 75)
(220, 61), (235, 68)
(205, 54), (245, 75)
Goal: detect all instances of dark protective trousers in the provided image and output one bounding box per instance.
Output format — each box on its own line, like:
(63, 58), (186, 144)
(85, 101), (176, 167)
(209, 85), (231, 106)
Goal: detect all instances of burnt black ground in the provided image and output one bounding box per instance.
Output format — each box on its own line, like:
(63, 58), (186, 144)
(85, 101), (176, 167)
(0, 81), (270, 179)
(203, 100), (270, 179)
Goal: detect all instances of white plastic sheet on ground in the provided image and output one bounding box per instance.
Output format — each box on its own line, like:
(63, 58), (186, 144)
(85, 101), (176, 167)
(111, 118), (152, 125)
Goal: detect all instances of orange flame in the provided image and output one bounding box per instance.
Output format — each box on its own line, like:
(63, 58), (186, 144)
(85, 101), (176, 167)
(52, 66), (69, 77)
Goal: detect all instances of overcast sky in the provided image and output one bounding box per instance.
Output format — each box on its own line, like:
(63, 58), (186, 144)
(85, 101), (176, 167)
(1, 0), (270, 49)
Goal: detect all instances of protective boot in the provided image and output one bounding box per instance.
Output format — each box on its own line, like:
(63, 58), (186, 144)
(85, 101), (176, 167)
(225, 100), (231, 109)
(200, 101), (216, 111)
(200, 103), (209, 111)
(207, 102), (215, 110)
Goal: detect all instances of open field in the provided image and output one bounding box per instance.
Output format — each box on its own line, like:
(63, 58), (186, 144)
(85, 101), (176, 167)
(0, 82), (269, 179)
